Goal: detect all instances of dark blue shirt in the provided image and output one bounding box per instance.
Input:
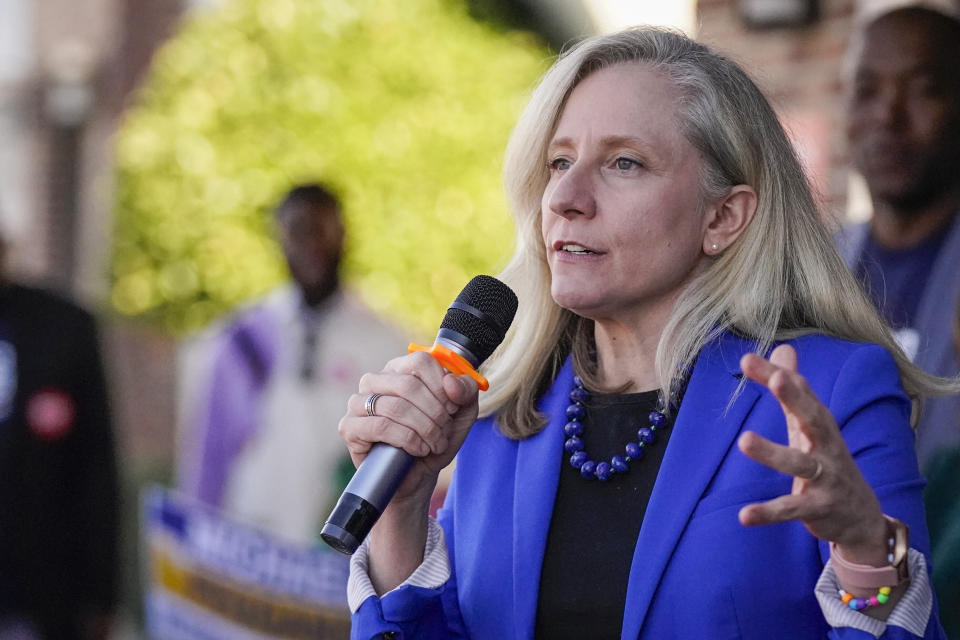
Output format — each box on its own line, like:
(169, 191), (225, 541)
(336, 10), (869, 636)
(856, 230), (949, 330)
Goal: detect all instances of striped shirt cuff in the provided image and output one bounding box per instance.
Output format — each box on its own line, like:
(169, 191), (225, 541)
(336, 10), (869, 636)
(347, 517), (451, 613)
(815, 548), (932, 637)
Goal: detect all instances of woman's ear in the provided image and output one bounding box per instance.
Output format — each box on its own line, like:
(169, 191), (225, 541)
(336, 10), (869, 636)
(702, 184), (757, 255)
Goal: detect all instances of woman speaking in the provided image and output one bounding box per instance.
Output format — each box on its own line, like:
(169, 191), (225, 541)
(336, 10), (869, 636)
(338, 27), (950, 639)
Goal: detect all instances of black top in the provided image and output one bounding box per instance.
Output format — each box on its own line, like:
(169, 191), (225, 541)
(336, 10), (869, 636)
(534, 388), (675, 640)
(0, 284), (119, 637)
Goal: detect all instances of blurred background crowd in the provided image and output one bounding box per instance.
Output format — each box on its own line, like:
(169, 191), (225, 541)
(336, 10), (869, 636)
(1, 0), (959, 638)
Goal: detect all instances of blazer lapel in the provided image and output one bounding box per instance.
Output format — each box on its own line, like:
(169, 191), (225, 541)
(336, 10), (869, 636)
(512, 358), (573, 640)
(620, 334), (761, 639)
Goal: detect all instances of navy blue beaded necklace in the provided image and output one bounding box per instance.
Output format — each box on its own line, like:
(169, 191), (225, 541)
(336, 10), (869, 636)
(563, 375), (672, 481)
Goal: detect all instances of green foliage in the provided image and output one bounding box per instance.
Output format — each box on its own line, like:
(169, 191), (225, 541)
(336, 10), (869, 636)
(112, 0), (549, 335)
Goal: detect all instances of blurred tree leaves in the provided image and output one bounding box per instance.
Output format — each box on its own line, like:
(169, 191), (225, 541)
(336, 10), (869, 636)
(111, 0), (549, 336)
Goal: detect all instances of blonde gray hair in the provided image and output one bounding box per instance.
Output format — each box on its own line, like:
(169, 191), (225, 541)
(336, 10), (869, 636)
(479, 27), (953, 439)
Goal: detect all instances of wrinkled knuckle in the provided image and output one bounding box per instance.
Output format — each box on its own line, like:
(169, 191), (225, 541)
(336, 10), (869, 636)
(406, 430), (427, 456)
(374, 394), (391, 417)
(385, 354), (408, 369)
(371, 417), (391, 439)
(358, 373), (376, 391)
(813, 502), (831, 521)
(775, 505), (793, 522)
(338, 420), (364, 451)
(408, 350), (435, 368)
(348, 394), (363, 413)
(399, 353), (428, 375)
(424, 422), (443, 445)
(428, 405), (448, 425)
(769, 371), (789, 394)
(397, 375), (419, 396)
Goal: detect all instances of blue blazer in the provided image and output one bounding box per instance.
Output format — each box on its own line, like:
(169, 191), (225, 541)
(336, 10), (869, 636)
(353, 333), (943, 639)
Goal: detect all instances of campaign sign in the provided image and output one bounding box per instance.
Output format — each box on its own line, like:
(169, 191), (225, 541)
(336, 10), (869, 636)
(142, 486), (351, 639)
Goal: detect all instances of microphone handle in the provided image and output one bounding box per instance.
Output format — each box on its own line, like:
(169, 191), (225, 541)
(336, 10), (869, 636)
(321, 340), (487, 554)
(320, 443), (415, 554)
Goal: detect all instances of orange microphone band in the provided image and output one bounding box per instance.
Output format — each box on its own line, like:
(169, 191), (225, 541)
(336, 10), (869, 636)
(408, 342), (490, 391)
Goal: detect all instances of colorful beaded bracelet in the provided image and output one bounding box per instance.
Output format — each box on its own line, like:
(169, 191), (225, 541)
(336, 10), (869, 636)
(839, 585), (892, 611)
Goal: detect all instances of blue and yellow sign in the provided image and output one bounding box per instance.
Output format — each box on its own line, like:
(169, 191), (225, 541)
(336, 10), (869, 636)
(143, 487), (351, 639)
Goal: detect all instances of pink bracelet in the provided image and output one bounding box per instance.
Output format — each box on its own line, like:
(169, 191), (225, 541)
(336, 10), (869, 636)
(829, 516), (909, 598)
(830, 542), (899, 593)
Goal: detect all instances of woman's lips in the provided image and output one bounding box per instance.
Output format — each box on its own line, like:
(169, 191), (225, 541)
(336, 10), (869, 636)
(552, 240), (605, 262)
(553, 240), (603, 255)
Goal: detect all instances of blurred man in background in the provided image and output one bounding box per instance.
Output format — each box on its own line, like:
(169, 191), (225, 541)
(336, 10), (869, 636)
(178, 183), (405, 545)
(840, 6), (960, 635)
(839, 3), (960, 472)
(0, 234), (119, 640)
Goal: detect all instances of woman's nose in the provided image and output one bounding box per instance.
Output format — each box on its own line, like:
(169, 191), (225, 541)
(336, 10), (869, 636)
(544, 162), (596, 220)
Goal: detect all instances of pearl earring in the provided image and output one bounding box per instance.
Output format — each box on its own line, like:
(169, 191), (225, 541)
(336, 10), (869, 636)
(710, 243), (719, 252)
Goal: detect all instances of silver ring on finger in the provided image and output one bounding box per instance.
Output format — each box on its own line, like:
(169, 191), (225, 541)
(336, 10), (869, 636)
(804, 459), (823, 482)
(364, 393), (383, 417)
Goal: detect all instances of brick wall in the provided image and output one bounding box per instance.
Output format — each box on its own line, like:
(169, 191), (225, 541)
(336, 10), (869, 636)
(697, 0), (857, 221)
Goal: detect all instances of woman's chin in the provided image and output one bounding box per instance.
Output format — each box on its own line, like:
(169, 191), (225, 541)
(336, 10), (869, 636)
(551, 290), (602, 318)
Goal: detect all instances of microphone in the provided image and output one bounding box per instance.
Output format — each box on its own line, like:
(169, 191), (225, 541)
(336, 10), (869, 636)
(320, 275), (518, 555)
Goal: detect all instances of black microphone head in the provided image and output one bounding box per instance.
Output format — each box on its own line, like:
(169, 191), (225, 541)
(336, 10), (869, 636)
(437, 275), (518, 365)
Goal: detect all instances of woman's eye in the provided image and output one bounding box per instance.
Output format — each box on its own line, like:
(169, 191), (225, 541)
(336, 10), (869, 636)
(549, 157), (571, 172)
(615, 157), (640, 171)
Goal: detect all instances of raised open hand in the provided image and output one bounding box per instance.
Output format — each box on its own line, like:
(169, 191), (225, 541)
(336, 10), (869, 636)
(737, 344), (890, 566)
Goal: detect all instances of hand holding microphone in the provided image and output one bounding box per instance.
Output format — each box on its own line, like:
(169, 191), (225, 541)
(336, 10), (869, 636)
(322, 275), (518, 555)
